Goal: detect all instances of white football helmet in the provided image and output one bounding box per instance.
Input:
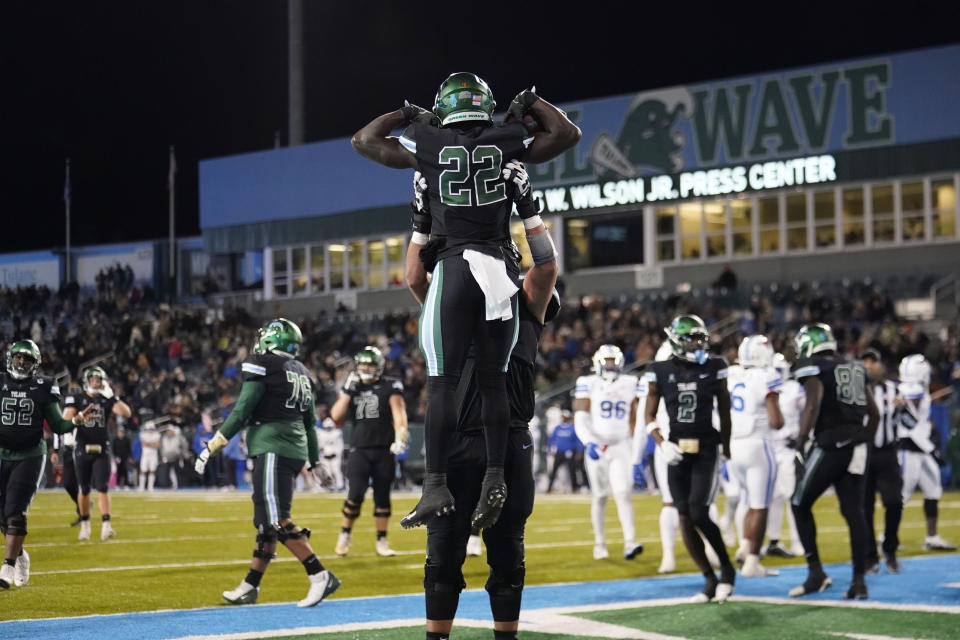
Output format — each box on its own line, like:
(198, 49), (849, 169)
(772, 353), (790, 383)
(593, 344), (624, 381)
(898, 354), (931, 387)
(738, 335), (774, 368)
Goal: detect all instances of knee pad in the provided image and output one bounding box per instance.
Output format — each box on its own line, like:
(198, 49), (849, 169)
(5, 514), (27, 537)
(373, 507), (391, 519)
(342, 500), (361, 520)
(277, 521), (311, 542)
(924, 499), (938, 520)
(424, 562), (465, 620)
(486, 564), (525, 622)
(254, 526), (278, 560)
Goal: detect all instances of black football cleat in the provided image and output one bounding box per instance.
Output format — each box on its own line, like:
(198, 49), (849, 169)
(471, 468), (507, 530)
(764, 541), (795, 559)
(884, 553), (901, 574)
(844, 577), (868, 600)
(401, 473), (455, 529)
(789, 572), (832, 597)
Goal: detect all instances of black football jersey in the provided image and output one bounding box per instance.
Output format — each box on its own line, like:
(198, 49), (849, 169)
(644, 355), (728, 444)
(793, 354), (869, 447)
(65, 390), (116, 448)
(242, 353), (315, 424)
(347, 377), (403, 448)
(458, 302), (543, 433)
(0, 372), (61, 452)
(399, 121), (533, 259)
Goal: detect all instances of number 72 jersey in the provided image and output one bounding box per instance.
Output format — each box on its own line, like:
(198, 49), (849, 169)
(398, 121), (533, 251)
(574, 374), (641, 445)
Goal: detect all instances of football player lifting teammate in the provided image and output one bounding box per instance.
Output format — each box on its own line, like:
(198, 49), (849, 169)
(643, 315), (737, 603)
(789, 323), (879, 600)
(0, 340), (99, 589)
(331, 345), (408, 558)
(63, 365), (132, 542)
(353, 72), (580, 531)
(195, 319), (340, 607)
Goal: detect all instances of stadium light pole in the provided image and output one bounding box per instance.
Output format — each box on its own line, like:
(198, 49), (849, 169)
(288, 0), (304, 146)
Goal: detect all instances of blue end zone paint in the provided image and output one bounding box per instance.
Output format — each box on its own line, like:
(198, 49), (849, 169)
(4, 555), (958, 640)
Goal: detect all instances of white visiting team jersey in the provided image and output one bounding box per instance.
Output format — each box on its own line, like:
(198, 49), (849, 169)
(897, 381), (934, 452)
(727, 364), (782, 439)
(772, 379), (805, 444)
(575, 373), (641, 445)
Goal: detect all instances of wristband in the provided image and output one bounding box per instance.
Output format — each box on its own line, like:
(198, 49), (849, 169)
(645, 421), (661, 436)
(411, 232), (429, 245)
(522, 215), (543, 230)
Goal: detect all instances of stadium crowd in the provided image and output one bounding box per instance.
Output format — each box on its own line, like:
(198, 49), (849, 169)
(0, 271), (956, 491)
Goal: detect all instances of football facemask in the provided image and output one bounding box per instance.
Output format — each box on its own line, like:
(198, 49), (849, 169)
(6, 340), (40, 380)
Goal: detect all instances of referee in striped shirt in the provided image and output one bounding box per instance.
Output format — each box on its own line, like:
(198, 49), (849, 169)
(861, 348), (903, 574)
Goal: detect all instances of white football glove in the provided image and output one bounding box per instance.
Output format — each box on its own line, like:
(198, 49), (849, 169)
(502, 160), (531, 198)
(99, 382), (115, 400)
(194, 448), (210, 474)
(342, 371), (361, 394)
(390, 439), (408, 456)
(659, 440), (684, 466)
(413, 171), (428, 213)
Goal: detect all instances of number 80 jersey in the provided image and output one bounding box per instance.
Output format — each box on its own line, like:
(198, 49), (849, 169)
(793, 353), (868, 447)
(574, 373), (641, 445)
(399, 121), (533, 258)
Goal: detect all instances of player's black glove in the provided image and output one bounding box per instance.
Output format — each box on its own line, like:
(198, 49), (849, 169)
(506, 87), (540, 123)
(410, 171), (432, 235)
(931, 447), (948, 467)
(789, 436), (808, 485)
(401, 100), (440, 127)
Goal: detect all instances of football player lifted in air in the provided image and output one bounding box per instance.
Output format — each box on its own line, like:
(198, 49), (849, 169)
(406, 162), (560, 640)
(726, 335), (784, 577)
(64, 365), (132, 542)
(0, 340), (99, 589)
(194, 319), (340, 607)
(330, 345), (408, 558)
(644, 315), (737, 603)
(896, 354), (955, 552)
(353, 72), (580, 531)
(789, 323), (879, 600)
(574, 345), (645, 561)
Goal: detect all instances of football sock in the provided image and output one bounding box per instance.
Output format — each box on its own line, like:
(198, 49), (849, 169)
(660, 506), (679, 555)
(302, 554), (324, 576)
(245, 569), (264, 588)
(377, 530), (387, 540)
(102, 514), (111, 522)
(3, 558), (15, 567)
(80, 515), (90, 522)
(425, 633), (449, 640)
(342, 526), (352, 534)
(494, 631), (518, 640)
(591, 496), (607, 544)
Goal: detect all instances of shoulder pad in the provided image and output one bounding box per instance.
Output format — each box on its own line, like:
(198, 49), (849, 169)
(64, 395), (75, 405)
(241, 356), (269, 378)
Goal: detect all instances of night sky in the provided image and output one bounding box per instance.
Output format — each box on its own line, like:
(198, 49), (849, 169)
(2, 2), (957, 252)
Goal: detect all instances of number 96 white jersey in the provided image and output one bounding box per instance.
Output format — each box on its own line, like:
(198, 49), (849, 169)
(575, 374), (641, 445)
(726, 364), (782, 439)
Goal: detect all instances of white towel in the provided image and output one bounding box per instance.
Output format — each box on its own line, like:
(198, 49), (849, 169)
(463, 249), (519, 321)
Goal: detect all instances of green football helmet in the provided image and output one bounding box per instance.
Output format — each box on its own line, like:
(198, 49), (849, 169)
(254, 318), (303, 358)
(433, 72), (496, 126)
(793, 323), (837, 359)
(355, 346), (385, 384)
(6, 339), (41, 380)
(83, 365), (109, 395)
(665, 314), (710, 365)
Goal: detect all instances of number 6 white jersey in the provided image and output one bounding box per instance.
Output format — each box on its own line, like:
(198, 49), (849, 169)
(574, 374), (641, 446)
(726, 364), (782, 439)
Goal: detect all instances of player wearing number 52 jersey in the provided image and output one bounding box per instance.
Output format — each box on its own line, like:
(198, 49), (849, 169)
(353, 73), (580, 531)
(574, 345), (644, 561)
(331, 346), (407, 558)
(194, 319), (339, 608)
(726, 335), (784, 577)
(1, 340), (98, 590)
(789, 323), (879, 601)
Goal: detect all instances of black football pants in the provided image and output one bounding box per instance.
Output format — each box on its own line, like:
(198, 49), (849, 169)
(864, 446), (903, 561)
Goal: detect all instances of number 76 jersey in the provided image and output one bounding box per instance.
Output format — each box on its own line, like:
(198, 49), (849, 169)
(574, 374), (641, 445)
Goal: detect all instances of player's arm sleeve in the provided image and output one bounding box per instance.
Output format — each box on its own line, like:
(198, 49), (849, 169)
(572, 377), (597, 443)
(218, 380), (266, 441)
(303, 396), (320, 464)
(765, 368), (784, 395)
(43, 400), (78, 434)
(792, 358), (821, 381)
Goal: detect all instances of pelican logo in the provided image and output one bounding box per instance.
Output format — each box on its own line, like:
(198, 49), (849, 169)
(589, 88), (694, 178)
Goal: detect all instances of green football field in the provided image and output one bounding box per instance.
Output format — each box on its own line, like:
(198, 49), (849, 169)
(4, 488), (960, 639)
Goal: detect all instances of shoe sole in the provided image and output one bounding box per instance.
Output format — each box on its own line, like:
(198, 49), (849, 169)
(222, 590), (258, 605)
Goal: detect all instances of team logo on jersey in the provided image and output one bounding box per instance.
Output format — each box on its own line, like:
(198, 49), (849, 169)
(668, 373), (676, 383)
